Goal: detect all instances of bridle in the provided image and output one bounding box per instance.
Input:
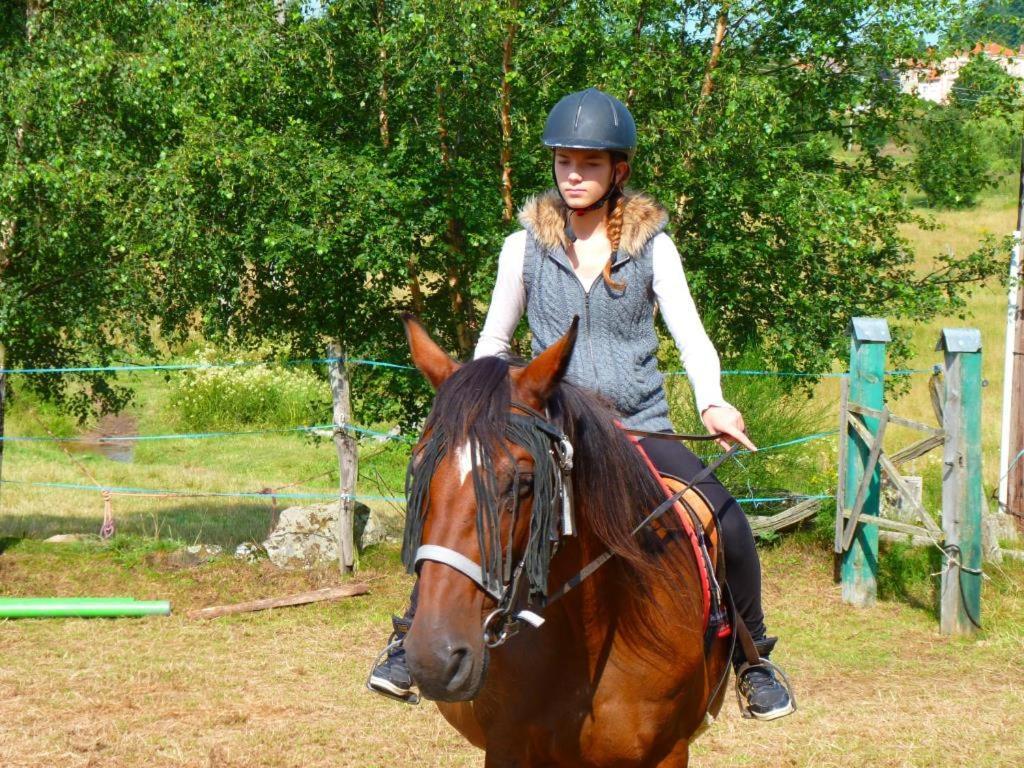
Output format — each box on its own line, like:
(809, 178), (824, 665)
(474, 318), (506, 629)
(406, 401), (738, 649)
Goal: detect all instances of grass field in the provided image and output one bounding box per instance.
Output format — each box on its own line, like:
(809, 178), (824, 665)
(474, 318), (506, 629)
(1, 169), (1023, 766)
(0, 536), (1022, 767)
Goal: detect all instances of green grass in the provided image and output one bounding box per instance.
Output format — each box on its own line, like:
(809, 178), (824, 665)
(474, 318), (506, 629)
(0, 367), (411, 547)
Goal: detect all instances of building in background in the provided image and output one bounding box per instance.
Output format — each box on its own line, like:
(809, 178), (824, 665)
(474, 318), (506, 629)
(900, 42), (1024, 103)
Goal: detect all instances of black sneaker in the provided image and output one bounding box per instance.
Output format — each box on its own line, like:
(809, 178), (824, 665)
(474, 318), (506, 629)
(367, 616), (419, 704)
(736, 663), (794, 721)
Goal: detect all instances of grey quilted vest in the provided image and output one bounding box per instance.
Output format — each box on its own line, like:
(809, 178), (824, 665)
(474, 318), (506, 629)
(521, 195), (672, 432)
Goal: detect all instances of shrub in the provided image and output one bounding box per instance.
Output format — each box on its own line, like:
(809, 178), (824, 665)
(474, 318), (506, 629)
(913, 107), (994, 208)
(168, 345), (331, 430)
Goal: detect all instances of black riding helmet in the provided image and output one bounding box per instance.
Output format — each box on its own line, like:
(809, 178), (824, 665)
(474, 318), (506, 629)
(542, 87), (637, 160)
(542, 88), (637, 239)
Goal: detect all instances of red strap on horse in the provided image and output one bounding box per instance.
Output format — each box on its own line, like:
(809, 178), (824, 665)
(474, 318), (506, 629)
(625, 431), (713, 631)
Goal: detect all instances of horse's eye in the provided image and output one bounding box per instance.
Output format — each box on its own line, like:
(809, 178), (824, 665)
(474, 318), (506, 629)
(516, 474), (534, 499)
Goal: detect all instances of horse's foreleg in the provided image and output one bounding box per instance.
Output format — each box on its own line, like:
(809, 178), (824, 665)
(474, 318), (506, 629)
(650, 740), (689, 768)
(483, 748), (527, 768)
(436, 702), (487, 750)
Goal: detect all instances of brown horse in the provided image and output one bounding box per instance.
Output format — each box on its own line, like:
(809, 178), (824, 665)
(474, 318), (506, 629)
(400, 315), (731, 767)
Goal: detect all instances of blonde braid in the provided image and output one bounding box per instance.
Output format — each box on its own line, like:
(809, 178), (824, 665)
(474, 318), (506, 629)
(602, 190), (627, 292)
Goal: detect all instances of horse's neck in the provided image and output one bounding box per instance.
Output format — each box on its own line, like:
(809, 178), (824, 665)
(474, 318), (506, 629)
(547, 506), (623, 637)
(545, 496), (702, 657)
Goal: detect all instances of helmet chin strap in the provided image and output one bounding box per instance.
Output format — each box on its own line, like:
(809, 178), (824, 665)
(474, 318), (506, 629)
(552, 163), (622, 244)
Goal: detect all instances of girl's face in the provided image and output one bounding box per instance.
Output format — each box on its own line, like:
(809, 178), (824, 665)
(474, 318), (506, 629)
(553, 149), (628, 208)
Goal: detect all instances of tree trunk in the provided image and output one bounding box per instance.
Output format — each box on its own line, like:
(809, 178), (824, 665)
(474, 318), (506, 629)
(437, 85), (475, 357)
(407, 257), (426, 315)
(376, 0), (390, 149)
(0, 343), (6, 513)
(1, 1), (37, 272)
(698, 3), (730, 110)
(446, 263), (474, 357)
(626, 3), (647, 106)
(499, 3), (519, 223)
(0, 7), (37, 486)
(677, 3), (730, 215)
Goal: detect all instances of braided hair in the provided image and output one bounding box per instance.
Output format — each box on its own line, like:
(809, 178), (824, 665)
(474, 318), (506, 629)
(602, 189), (627, 292)
(601, 150), (630, 292)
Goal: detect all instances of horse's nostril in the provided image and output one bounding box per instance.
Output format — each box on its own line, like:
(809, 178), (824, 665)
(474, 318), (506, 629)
(444, 646), (473, 692)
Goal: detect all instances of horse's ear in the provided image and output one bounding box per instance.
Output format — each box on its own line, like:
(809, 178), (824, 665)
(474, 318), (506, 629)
(516, 316), (579, 406)
(402, 314), (460, 390)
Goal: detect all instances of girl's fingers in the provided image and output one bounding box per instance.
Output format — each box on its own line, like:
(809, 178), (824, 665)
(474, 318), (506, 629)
(720, 425), (758, 452)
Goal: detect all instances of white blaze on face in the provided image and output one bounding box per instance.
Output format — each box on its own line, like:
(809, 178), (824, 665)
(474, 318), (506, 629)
(455, 439), (475, 484)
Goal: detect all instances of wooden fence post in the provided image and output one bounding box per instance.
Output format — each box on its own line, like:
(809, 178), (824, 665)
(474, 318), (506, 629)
(327, 342), (357, 574)
(939, 329), (984, 635)
(841, 317), (890, 607)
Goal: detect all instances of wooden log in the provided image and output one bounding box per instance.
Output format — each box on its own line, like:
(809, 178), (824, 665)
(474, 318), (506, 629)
(187, 584), (369, 620)
(749, 497), (821, 535)
(834, 376), (850, 556)
(842, 510), (942, 540)
(939, 329), (984, 635)
(847, 403), (943, 436)
(848, 418), (943, 537)
(890, 434), (945, 467)
(841, 410), (889, 552)
(929, 370), (945, 425)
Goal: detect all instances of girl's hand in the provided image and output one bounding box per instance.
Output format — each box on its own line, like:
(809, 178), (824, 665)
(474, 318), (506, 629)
(700, 405), (758, 452)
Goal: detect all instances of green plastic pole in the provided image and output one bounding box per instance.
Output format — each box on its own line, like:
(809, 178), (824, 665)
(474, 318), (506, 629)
(841, 318), (890, 608)
(939, 329), (984, 635)
(0, 598), (171, 618)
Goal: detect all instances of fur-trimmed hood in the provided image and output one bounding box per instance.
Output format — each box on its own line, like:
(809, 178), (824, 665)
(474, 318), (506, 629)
(517, 189), (669, 258)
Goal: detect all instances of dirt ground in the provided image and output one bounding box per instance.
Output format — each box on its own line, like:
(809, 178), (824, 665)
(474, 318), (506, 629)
(1, 538), (1022, 768)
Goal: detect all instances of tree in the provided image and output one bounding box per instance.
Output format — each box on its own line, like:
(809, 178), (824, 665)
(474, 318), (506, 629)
(949, 0), (1024, 50)
(913, 106), (994, 208)
(0, 0), (1010, 429)
(951, 51), (1024, 116)
(0, 0), (165, 418)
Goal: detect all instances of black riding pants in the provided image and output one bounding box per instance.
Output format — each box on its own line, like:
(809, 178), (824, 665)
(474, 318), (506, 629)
(638, 435), (767, 643)
(404, 437), (769, 643)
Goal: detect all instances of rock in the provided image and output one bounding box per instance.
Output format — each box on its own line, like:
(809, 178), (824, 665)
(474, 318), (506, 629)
(234, 541), (267, 563)
(44, 533), (102, 544)
(355, 504), (390, 548)
(163, 544), (223, 569)
(263, 501), (395, 569)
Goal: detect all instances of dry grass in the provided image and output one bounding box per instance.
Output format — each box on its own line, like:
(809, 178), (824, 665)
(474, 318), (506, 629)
(1, 539), (1022, 767)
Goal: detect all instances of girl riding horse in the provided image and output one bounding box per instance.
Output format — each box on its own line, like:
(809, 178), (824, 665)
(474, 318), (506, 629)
(369, 87), (794, 723)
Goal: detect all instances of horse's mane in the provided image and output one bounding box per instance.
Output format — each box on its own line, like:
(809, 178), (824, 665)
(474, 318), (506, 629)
(419, 356), (682, 591)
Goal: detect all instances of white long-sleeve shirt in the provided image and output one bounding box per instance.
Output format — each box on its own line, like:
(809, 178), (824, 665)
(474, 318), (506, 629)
(474, 231), (732, 415)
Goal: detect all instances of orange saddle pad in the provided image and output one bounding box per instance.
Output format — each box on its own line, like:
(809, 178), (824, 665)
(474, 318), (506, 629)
(660, 475), (720, 568)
